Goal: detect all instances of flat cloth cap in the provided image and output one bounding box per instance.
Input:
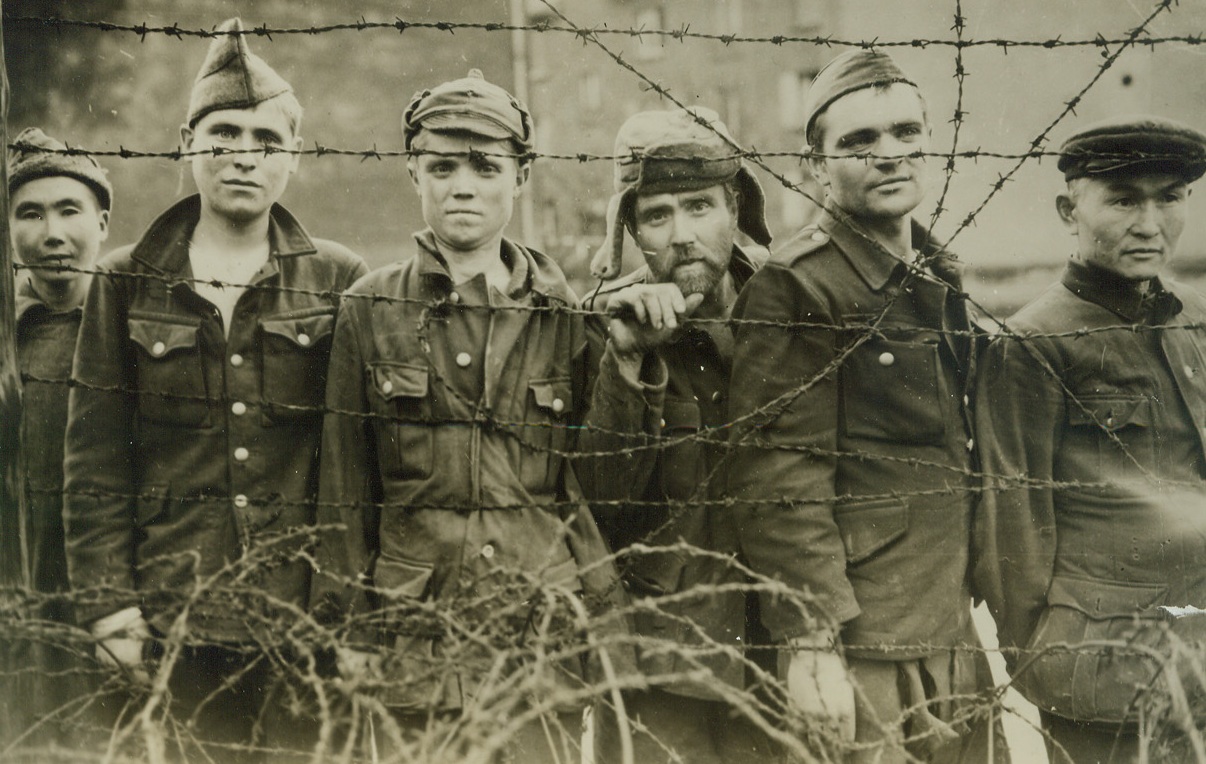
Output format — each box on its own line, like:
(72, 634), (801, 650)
(590, 107), (771, 278)
(803, 49), (917, 144)
(1058, 115), (1206, 182)
(403, 69), (533, 152)
(187, 18), (293, 127)
(9, 127), (112, 211)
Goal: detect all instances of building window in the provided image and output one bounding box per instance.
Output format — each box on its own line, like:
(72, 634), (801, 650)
(634, 7), (665, 61)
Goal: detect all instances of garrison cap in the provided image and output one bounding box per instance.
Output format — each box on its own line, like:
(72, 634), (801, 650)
(1058, 115), (1206, 183)
(591, 107), (772, 279)
(8, 127), (113, 211)
(187, 18), (293, 128)
(403, 69), (533, 153)
(803, 49), (917, 146)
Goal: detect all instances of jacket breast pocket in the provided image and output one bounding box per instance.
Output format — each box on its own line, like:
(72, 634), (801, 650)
(370, 362), (433, 481)
(519, 376), (575, 492)
(129, 316), (210, 428)
(840, 336), (946, 446)
(259, 309), (335, 425)
(658, 398), (703, 501)
(1066, 395), (1154, 474)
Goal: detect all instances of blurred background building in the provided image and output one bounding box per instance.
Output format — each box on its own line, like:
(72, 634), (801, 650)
(6, 0), (1206, 314)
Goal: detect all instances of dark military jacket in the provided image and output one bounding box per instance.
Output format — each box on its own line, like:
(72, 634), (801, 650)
(975, 260), (1206, 723)
(727, 209), (977, 660)
(577, 245), (765, 698)
(64, 195), (366, 641)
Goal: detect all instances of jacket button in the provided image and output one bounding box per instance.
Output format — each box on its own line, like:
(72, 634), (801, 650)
(231, 401), (247, 416)
(1185, 365), (1195, 378)
(659, 418), (666, 428)
(234, 447), (250, 462)
(1105, 416), (1115, 428)
(966, 438), (975, 451)
(711, 391), (723, 403)
(233, 494), (248, 509)
(449, 291), (461, 304)
(552, 397), (565, 413)
(297, 332), (311, 347)
(878, 351), (895, 367)
(456, 352), (472, 368)
(810, 231), (826, 242)
(481, 544), (495, 559)
(151, 341), (166, 357)
(381, 380), (394, 395)
(230, 353), (245, 368)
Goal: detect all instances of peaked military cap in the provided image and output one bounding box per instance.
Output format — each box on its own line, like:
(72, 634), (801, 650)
(1058, 115), (1206, 183)
(402, 69), (533, 153)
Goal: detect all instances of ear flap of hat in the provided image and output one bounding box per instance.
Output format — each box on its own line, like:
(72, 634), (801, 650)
(590, 190), (632, 279)
(735, 166), (772, 247)
(187, 18), (292, 126)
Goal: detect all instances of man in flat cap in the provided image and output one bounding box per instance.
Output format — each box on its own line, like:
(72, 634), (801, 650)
(975, 116), (1206, 763)
(63, 18), (366, 761)
(574, 106), (779, 763)
(312, 69), (631, 763)
(726, 49), (1005, 762)
(1, 127), (112, 753)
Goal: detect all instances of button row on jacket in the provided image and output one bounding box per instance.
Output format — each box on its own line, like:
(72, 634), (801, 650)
(456, 352), (472, 368)
(481, 544), (495, 559)
(879, 351), (895, 366)
(233, 494), (248, 509)
(231, 401), (247, 416)
(234, 447), (249, 462)
(231, 353), (245, 368)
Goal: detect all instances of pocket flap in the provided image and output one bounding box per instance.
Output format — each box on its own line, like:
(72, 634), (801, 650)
(834, 497), (908, 565)
(373, 556), (435, 599)
(1067, 396), (1151, 431)
(661, 399), (701, 432)
(371, 362), (428, 400)
(261, 311), (335, 348)
(529, 377), (573, 415)
(1047, 576), (1167, 619)
(129, 318), (199, 358)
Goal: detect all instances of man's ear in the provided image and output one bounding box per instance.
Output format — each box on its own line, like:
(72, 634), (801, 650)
(806, 152), (830, 191)
(97, 209), (111, 242)
(514, 162), (531, 197)
(287, 134), (303, 174)
(406, 158), (420, 190)
(1056, 191), (1077, 231)
(179, 123), (195, 153)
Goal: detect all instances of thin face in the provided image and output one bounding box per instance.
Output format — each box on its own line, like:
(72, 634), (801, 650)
(408, 131), (528, 256)
(633, 185), (737, 297)
(1058, 173), (1189, 280)
(181, 100), (302, 224)
(807, 83), (929, 222)
(10, 176), (110, 290)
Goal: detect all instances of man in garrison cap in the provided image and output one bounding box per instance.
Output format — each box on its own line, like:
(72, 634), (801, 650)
(1, 127), (111, 755)
(975, 116), (1206, 763)
(725, 49), (1008, 763)
(62, 18), (366, 761)
(571, 106), (783, 763)
(311, 70), (632, 763)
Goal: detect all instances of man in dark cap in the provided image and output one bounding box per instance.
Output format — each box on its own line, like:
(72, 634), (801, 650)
(2, 127), (112, 753)
(726, 49), (1006, 763)
(62, 18), (366, 761)
(312, 70), (630, 763)
(575, 106), (780, 763)
(975, 115), (1206, 763)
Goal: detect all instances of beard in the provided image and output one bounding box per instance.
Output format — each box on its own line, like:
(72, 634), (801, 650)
(666, 254), (726, 297)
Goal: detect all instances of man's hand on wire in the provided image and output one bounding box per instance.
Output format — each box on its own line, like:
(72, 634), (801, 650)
(785, 631), (857, 743)
(607, 283), (705, 355)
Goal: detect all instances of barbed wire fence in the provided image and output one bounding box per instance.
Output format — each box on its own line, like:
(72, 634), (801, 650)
(2, 1), (1206, 762)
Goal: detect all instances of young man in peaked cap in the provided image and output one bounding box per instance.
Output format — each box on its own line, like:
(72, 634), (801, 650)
(63, 18), (365, 761)
(312, 70), (632, 763)
(726, 49), (1007, 762)
(575, 106), (783, 763)
(976, 116), (1206, 763)
(3, 127), (112, 753)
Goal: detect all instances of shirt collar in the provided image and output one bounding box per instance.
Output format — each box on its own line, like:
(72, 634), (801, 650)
(1062, 259), (1183, 324)
(412, 229), (577, 304)
(15, 276), (83, 328)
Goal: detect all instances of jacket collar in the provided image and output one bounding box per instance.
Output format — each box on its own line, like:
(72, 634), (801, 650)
(820, 208), (962, 292)
(1062, 259), (1182, 324)
(128, 194), (318, 276)
(412, 229), (578, 305)
(15, 276), (83, 328)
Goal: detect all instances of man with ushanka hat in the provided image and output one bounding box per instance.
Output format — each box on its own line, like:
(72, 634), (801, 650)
(63, 17), (365, 761)
(976, 115), (1206, 763)
(2, 127), (111, 754)
(312, 69), (631, 763)
(726, 49), (1007, 763)
(574, 106), (780, 763)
